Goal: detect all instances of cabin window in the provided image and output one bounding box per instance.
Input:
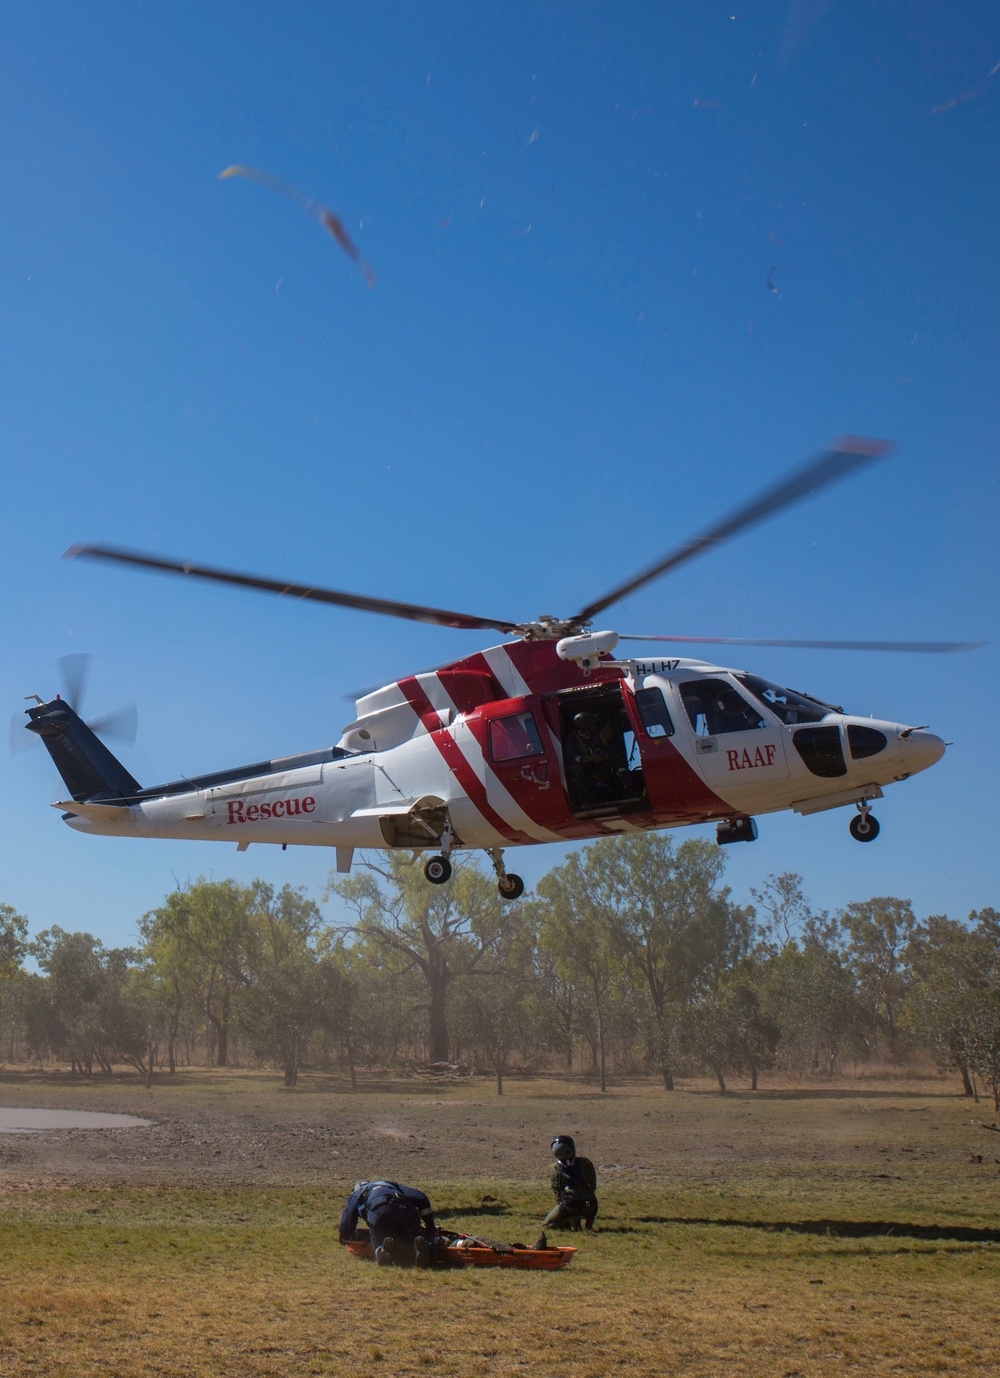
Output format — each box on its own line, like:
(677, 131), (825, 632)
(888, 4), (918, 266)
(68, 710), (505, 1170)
(489, 711), (544, 762)
(793, 725), (847, 777)
(735, 672), (834, 725)
(634, 686), (675, 738)
(679, 678), (765, 736)
(848, 724), (888, 760)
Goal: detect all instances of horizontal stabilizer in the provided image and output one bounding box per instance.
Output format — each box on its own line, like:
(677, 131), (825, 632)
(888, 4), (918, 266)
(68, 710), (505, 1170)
(53, 800), (131, 822)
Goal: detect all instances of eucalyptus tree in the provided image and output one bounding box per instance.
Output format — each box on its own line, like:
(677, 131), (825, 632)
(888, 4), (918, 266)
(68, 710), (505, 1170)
(543, 833), (751, 1090)
(27, 928), (136, 1076)
(453, 904), (539, 1094)
(532, 856), (621, 1092)
(0, 903), (28, 979)
(839, 897), (919, 1053)
(142, 880), (257, 1065)
(327, 854), (506, 1063)
(144, 878), (329, 1082)
(0, 903), (30, 1061)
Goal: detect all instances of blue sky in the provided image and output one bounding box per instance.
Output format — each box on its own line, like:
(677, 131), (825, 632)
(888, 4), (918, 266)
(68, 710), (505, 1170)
(3, 2), (998, 948)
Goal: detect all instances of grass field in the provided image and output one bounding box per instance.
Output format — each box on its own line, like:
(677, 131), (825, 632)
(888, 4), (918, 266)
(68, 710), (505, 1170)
(2, 1068), (999, 1376)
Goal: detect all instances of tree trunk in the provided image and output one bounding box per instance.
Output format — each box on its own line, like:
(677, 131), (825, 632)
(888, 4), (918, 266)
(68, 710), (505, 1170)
(595, 989), (607, 1093)
(715, 1067), (727, 1095)
(346, 1035), (357, 1091)
(959, 1062), (975, 1098)
(750, 1062), (758, 1092)
(661, 1065), (674, 1091)
(427, 976), (450, 1063)
(495, 1058), (504, 1096)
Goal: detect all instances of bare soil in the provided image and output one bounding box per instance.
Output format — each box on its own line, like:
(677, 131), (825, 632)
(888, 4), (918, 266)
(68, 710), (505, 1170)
(1, 1063), (994, 1215)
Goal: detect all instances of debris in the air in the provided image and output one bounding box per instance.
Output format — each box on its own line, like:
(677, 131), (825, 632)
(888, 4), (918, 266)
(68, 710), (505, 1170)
(990, 61), (1000, 77)
(766, 266), (779, 295)
(218, 165), (375, 287)
(694, 97), (721, 108)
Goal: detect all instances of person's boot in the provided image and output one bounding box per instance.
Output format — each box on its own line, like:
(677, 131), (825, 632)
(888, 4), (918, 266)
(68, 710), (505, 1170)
(532, 1230), (548, 1250)
(413, 1236), (432, 1268)
(375, 1236), (396, 1267)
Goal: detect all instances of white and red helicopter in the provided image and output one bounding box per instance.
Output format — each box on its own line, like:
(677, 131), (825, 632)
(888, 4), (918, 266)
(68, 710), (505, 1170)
(24, 437), (980, 900)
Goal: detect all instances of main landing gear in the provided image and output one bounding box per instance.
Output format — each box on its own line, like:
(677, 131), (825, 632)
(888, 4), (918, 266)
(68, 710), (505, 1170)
(488, 848), (525, 901)
(423, 854), (453, 884)
(849, 800), (880, 842)
(422, 836), (525, 901)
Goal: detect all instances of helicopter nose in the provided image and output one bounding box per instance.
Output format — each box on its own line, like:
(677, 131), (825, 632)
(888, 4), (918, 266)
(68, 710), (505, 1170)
(898, 729), (946, 774)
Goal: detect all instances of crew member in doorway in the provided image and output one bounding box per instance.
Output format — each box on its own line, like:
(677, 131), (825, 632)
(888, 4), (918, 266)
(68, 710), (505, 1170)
(565, 711), (621, 805)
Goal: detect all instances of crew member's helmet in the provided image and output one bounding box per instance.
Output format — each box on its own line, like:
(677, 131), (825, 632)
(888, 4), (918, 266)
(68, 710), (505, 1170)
(573, 713), (597, 732)
(551, 1134), (575, 1160)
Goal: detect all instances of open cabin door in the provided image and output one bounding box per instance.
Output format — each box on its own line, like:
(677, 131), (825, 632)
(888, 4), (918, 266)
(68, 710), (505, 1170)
(547, 683), (647, 818)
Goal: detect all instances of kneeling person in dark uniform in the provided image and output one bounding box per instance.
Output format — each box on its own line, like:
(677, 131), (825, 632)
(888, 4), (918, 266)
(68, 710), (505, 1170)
(339, 1180), (437, 1267)
(544, 1135), (598, 1231)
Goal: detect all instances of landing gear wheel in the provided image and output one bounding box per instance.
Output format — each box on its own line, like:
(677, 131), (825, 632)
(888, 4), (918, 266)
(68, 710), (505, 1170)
(498, 873), (525, 901)
(849, 813), (880, 842)
(424, 855), (452, 884)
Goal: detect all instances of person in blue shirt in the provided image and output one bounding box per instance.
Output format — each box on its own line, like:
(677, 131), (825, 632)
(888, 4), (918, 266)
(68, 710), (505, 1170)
(339, 1180), (437, 1267)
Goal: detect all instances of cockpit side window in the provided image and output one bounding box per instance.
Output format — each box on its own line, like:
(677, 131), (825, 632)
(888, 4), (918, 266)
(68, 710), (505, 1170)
(634, 686), (675, 738)
(679, 678), (766, 736)
(734, 672), (833, 725)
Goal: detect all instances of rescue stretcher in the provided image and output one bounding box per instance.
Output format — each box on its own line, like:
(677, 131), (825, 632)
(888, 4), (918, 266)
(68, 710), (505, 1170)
(345, 1228), (576, 1270)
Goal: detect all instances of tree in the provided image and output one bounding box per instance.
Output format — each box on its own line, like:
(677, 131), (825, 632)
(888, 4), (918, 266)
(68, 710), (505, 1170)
(749, 873), (818, 953)
(0, 903), (29, 980)
(328, 855), (505, 1063)
(27, 928), (137, 1075)
(142, 880), (258, 1066)
(454, 905), (539, 1094)
(142, 879), (329, 1085)
(685, 980), (780, 1093)
(839, 897), (919, 1054)
(540, 834), (751, 1089)
(757, 929), (868, 1076)
(532, 856), (621, 1092)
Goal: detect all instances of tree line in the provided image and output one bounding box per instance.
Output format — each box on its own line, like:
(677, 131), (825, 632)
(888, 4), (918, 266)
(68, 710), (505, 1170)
(1, 834), (998, 1104)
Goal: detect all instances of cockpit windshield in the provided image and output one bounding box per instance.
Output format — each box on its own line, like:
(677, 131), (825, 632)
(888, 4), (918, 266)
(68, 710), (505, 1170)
(734, 673), (839, 725)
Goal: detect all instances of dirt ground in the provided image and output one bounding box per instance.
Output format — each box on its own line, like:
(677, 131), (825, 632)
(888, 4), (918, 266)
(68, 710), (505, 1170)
(1, 1063), (994, 1210)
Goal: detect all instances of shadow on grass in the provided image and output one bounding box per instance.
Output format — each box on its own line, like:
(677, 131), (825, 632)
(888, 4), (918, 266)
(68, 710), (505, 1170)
(437, 1204), (513, 1221)
(637, 1216), (1000, 1244)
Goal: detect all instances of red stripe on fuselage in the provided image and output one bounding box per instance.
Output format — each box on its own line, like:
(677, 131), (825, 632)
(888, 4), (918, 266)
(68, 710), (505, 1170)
(395, 675), (537, 845)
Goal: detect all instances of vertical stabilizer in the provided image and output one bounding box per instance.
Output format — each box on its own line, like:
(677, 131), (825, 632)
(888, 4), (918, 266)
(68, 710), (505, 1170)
(24, 699), (141, 802)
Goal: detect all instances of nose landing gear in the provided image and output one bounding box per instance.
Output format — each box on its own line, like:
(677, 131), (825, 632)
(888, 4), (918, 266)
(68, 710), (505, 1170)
(849, 800), (880, 842)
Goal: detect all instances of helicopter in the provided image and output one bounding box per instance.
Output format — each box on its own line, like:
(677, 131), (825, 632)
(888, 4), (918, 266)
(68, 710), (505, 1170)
(23, 436), (981, 901)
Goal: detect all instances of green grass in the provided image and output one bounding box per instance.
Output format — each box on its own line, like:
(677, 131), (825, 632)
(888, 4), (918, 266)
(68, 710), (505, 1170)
(1, 1180), (998, 1376)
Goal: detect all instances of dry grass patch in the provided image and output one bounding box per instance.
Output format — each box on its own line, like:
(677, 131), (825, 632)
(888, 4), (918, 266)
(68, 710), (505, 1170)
(2, 1069), (999, 1374)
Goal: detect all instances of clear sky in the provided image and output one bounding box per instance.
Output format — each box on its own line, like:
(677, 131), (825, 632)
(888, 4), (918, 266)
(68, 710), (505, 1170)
(3, 2), (998, 949)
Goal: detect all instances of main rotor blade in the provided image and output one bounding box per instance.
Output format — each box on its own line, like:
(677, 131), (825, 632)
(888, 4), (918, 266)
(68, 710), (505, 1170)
(57, 652), (90, 713)
(573, 436), (894, 625)
(617, 634), (987, 654)
(65, 546), (521, 635)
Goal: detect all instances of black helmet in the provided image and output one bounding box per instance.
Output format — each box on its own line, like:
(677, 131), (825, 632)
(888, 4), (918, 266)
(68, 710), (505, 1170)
(573, 712), (597, 731)
(551, 1134), (575, 1160)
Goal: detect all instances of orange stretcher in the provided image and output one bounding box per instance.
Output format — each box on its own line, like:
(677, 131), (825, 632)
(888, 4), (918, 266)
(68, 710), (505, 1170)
(345, 1230), (576, 1270)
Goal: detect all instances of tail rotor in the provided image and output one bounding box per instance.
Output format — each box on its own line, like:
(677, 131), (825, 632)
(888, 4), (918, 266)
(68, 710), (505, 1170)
(10, 655), (138, 754)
